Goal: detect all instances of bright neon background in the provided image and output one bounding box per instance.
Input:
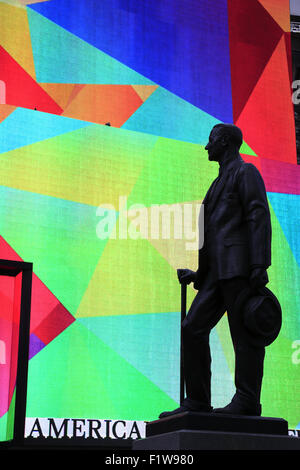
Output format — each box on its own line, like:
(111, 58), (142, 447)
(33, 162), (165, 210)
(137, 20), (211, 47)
(0, 0), (299, 441)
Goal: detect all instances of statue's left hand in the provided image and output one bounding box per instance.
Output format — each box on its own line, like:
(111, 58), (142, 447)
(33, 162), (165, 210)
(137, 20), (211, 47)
(177, 269), (196, 285)
(250, 267), (268, 289)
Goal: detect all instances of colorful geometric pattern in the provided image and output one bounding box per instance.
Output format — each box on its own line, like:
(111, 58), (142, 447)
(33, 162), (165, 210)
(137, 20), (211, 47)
(0, 0), (299, 440)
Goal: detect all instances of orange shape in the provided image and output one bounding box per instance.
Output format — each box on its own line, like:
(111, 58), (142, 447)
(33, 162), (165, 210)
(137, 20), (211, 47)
(62, 85), (143, 127)
(0, 104), (16, 123)
(257, 0), (291, 32)
(39, 83), (84, 111)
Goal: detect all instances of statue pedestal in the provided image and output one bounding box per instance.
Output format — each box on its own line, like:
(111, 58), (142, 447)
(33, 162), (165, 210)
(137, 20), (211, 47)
(132, 412), (300, 450)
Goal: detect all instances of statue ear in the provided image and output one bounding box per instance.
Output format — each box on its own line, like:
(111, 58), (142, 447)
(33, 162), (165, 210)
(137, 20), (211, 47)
(221, 133), (229, 146)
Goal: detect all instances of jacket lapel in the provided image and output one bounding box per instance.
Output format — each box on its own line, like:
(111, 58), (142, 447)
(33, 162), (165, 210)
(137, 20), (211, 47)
(205, 156), (243, 216)
(206, 173), (227, 215)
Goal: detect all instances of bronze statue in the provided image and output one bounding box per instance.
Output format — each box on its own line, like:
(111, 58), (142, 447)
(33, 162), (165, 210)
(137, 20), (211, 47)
(159, 124), (281, 419)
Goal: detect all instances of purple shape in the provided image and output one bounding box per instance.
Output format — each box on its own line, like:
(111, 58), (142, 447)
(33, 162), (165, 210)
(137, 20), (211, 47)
(29, 333), (45, 359)
(262, 158), (300, 195)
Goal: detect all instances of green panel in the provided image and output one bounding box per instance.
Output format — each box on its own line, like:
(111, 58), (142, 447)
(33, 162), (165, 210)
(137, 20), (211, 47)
(127, 138), (219, 207)
(0, 186), (108, 313)
(26, 321), (178, 421)
(261, 203), (300, 428)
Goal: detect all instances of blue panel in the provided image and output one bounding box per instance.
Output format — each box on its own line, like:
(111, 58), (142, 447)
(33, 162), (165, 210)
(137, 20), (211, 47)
(28, 0), (233, 122)
(122, 87), (221, 144)
(268, 192), (300, 266)
(0, 108), (92, 153)
(27, 8), (154, 84)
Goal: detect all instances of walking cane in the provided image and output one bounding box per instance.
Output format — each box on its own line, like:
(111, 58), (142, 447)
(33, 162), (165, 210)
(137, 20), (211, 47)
(180, 282), (187, 405)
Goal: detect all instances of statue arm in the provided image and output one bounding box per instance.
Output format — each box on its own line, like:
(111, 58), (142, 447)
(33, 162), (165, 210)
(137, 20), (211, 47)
(237, 163), (271, 269)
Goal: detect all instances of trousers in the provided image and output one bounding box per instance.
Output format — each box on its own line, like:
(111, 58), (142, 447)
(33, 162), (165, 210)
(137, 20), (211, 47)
(182, 271), (265, 408)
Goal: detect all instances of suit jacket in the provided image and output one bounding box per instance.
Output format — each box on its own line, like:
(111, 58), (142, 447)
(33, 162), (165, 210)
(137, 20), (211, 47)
(194, 155), (271, 288)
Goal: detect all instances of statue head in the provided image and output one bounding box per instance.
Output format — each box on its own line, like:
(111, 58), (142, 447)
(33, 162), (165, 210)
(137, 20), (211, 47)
(205, 124), (243, 162)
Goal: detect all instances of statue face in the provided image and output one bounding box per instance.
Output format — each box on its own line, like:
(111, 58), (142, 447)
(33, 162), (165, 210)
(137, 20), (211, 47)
(205, 128), (225, 162)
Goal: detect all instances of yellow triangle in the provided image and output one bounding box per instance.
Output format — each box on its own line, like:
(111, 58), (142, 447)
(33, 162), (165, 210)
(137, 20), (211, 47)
(76, 229), (185, 317)
(132, 85), (159, 102)
(127, 200), (202, 273)
(0, 125), (150, 207)
(76, 198), (203, 318)
(0, 3), (36, 78)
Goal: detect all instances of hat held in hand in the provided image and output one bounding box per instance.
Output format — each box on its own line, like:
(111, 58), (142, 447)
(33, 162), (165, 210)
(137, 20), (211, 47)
(233, 286), (282, 347)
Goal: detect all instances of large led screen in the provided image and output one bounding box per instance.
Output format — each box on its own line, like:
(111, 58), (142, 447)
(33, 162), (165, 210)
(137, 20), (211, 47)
(0, 0), (299, 441)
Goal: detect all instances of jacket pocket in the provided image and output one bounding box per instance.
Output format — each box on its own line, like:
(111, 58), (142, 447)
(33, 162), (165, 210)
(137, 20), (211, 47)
(226, 192), (239, 200)
(224, 238), (246, 246)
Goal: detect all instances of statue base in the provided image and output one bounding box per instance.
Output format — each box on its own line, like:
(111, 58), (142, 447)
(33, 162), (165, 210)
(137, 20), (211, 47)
(132, 412), (300, 450)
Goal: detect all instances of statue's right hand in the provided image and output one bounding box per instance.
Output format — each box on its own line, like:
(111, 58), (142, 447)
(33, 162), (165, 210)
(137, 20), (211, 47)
(177, 269), (196, 285)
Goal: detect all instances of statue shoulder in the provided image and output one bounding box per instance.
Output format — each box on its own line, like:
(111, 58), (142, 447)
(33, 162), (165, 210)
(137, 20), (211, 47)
(237, 161), (263, 179)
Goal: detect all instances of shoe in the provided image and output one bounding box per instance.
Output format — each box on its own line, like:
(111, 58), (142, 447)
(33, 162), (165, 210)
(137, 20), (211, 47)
(159, 398), (212, 419)
(159, 405), (190, 419)
(213, 397), (261, 416)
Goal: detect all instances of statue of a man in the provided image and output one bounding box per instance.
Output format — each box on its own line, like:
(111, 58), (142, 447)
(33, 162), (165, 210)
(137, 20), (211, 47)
(159, 124), (281, 418)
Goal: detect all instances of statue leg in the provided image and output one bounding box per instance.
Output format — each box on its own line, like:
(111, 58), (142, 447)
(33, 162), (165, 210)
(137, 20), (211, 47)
(158, 271), (224, 418)
(217, 277), (265, 414)
(181, 272), (225, 408)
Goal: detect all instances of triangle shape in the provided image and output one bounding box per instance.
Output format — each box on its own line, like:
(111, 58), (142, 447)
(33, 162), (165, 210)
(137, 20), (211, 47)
(20, 1), (51, 4)
(78, 313), (236, 407)
(131, 85), (159, 102)
(143, 202), (201, 272)
(0, 234), (75, 405)
(240, 140), (257, 157)
(26, 322), (117, 419)
(27, 8), (155, 85)
(122, 86), (222, 145)
(126, 138), (218, 208)
(236, 35), (297, 163)
(0, 3), (36, 79)
(0, 104), (16, 124)
(260, 157), (300, 195)
(257, 0), (291, 31)
(0, 45), (62, 114)
(0, 124), (155, 206)
(39, 83), (84, 110)
(0, 392), (15, 441)
(123, 86), (257, 154)
(28, 0), (233, 122)
(62, 85), (143, 127)
(26, 321), (178, 421)
(0, 107), (93, 154)
(78, 313), (181, 402)
(76, 233), (182, 318)
(0, 186), (109, 315)
(228, 0), (283, 121)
